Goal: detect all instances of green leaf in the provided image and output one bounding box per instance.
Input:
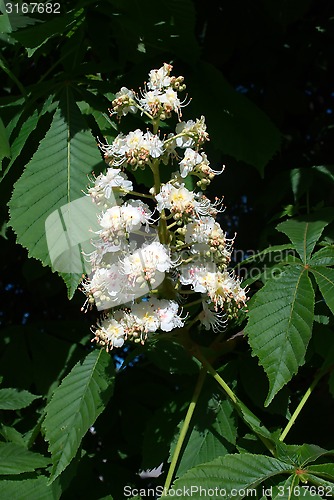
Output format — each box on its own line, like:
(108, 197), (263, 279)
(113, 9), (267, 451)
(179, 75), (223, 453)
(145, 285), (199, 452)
(8, 89), (103, 297)
(0, 387), (41, 410)
(237, 400), (274, 443)
(0, 425), (26, 447)
(0, 442), (49, 474)
(165, 454), (292, 499)
(43, 349), (115, 483)
(275, 443), (331, 467)
(1, 109), (38, 181)
(7, 12), (42, 31)
(11, 12), (79, 50)
(0, 116), (11, 160)
(290, 168), (313, 202)
(272, 475), (323, 500)
(245, 266), (315, 405)
(312, 165), (334, 183)
(0, 476), (61, 499)
(276, 212), (334, 264)
(173, 396), (237, 477)
(0, 10), (12, 33)
(309, 246), (334, 266)
(310, 266), (334, 316)
(306, 463), (334, 481)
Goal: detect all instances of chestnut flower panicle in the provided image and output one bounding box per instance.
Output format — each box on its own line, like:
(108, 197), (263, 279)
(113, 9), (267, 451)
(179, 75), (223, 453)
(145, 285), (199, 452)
(83, 63), (247, 351)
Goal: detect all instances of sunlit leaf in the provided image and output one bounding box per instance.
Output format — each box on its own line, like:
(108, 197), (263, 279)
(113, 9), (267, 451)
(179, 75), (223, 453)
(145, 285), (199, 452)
(43, 349), (115, 483)
(245, 266), (314, 405)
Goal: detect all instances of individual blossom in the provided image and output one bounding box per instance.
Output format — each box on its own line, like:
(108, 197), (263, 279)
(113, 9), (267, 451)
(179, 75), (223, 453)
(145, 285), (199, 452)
(199, 300), (227, 333)
(155, 182), (223, 220)
(121, 241), (173, 287)
(111, 87), (138, 117)
(175, 116), (209, 148)
(88, 167), (133, 206)
(139, 83), (187, 120)
(131, 297), (185, 335)
(83, 266), (126, 311)
(99, 129), (164, 169)
(179, 148), (203, 178)
(184, 216), (232, 266)
(98, 200), (152, 241)
(92, 317), (126, 351)
(147, 63), (173, 90)
(155, 299), (186, 331)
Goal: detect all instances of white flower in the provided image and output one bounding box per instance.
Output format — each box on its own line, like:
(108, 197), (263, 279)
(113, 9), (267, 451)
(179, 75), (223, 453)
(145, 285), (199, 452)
(131, 299), (160, 333)
(126, 129), (145, 150)
(113, 87), (137, 116)
(144, 130), (164, 158)
(197, 270), (247, 310)
(100, 129), (164, 167)
(98, 200), (152, 244)
(160, 88), (182, 116)
(121, 241), (173, 287)
(175, 116), (209, 147)
(179, 148), (203, 178)
(199, 301), (227, 333)
(155, 299), (185, 331)
(147, 63), (172, 90)
(97, 317), (126, 349)
(156, 183), (222, 219)
(155, 183), (195, 214)
(139, 90), (163, 117)
(88, 168), (133, 205)
(184, 217), (232, 263)
(85, 266), (126, 310)
(130, 297), (185, 333)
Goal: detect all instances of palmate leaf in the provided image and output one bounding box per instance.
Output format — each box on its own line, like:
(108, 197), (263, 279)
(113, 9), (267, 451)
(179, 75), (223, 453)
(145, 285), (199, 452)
(0, 442), (49, 474)
(43, 349), (115, 483)
(8, 88), (103, 297)
(276, 211), (334, 264)
(164, 454), (292, 499)
(245, 265), (314, 405)
(310, 266), (334, 316)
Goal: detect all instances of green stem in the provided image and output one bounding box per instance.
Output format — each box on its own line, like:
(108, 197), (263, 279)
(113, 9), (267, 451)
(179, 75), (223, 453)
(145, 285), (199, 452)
(200, 355), (238, 403)
(164, 130), (193, 146)
(198, 353), (275, 455)
(121, 189), (154, 200)
(162, 366), (207, 493)
(134, 102), (154, 121)
(150, 118), (169, 245)
(279, 369), (325, 442)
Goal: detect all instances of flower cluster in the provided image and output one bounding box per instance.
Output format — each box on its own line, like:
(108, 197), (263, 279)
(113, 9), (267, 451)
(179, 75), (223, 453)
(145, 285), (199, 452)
(83, 64), (247, 351)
